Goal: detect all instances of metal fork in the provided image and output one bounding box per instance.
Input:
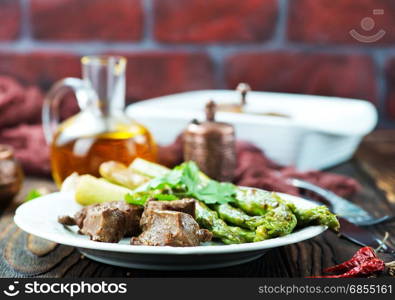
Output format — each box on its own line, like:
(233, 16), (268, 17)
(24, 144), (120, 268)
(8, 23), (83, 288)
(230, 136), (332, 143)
(290, 178), (395, 226)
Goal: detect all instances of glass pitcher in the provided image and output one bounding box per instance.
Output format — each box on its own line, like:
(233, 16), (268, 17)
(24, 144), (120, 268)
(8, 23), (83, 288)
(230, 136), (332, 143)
(42, 55), (157, 186)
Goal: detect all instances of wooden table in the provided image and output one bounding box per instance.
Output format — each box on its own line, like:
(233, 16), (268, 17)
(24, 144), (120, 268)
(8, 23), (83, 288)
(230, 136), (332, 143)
(1, 130), (394, 278)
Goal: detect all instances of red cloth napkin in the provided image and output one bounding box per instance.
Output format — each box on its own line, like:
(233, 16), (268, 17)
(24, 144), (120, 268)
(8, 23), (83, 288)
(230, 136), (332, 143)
(0, 124), (50, 176)
(0, 76), (50, 176)
(0, 76), (43, 128)
(0, 75), (360, 197)
(234, 141), (360, 197)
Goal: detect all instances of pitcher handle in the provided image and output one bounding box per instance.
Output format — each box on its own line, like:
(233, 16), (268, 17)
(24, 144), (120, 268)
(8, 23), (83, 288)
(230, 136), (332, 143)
(42, 77), (98, 144)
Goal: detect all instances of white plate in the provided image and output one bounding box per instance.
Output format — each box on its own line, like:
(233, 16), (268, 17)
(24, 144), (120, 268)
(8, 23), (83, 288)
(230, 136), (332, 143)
(14, 190), (326, 270)
(127, 90), (377, 170)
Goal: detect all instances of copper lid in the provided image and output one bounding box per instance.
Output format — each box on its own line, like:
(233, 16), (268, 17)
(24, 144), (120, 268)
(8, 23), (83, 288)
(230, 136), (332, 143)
(186, 100), (234, 135)
(0, 145), (14, 160)
(186, 121), (234, 135)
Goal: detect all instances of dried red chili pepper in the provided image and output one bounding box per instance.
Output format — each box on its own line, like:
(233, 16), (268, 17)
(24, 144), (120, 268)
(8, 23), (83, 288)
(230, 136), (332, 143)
(316, 258), (385, 278)
(311, 247), (385, 278)
(324, 246), (377, 273)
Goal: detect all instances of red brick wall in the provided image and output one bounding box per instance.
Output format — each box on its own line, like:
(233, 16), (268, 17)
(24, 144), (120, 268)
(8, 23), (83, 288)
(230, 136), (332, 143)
(0, 0), (394, 126)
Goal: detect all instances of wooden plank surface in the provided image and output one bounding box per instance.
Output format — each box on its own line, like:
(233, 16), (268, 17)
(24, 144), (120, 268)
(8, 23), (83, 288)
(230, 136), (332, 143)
(0, 131), (394, 278)
(356, 130), (395, 204)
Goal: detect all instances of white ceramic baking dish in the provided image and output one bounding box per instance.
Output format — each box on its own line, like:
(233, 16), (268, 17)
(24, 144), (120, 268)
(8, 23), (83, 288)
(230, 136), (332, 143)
(126, 90), (377, 171)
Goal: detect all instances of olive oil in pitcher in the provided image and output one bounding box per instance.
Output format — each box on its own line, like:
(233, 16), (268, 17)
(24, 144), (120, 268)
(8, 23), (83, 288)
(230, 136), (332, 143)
(43, 56), (157, 186)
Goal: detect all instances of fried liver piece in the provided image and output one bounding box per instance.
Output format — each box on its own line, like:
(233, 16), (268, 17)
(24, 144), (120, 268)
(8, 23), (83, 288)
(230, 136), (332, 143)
(100, 201), (143, 236)
(80, 206), (126, 243)
(140, 198), (196, 230)
(58, 201), (143, 242)
(57, 215), (76, 226)
(144, 198), (196, 216)
(131, 210), (212, 247)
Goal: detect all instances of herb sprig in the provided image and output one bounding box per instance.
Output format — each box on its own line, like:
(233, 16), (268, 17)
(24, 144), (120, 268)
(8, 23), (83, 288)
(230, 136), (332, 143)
(25, 189), (43, 202)
(125, 161), (237, 206)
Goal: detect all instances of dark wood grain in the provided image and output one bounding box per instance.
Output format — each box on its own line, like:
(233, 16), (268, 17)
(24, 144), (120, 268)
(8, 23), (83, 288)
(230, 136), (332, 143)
(356, 129), (395, 204)
(1, 131), (394, 278)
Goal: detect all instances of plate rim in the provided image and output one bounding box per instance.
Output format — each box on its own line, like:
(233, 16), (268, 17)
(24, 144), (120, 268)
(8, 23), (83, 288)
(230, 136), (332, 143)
(14, 190), (327, 256)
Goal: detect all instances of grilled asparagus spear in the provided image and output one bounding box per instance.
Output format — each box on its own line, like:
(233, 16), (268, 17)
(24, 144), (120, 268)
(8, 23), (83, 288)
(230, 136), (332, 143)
(233, 187), (338, 235)
(233, 188), (283, 216)
(195, 201), (247, 244)
(213, 201), (298, 241)
(213, 203), (265, 230)
(228, 226), (255, 243)
(254, 204), (298, 241)
(291, 205), (340, 231)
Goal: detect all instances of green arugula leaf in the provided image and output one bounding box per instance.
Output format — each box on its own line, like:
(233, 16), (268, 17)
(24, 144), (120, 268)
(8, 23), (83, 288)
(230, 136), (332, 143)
(195, 181), (236, 204)
(175, 161), (236, 204)
(181, 161), (200, 193)
(154, 194), (179, 201)
(148, 166), (182, 190)
(125, 191), (180, 205)
(25, 189), (43, 202)
(127, 161), (237, 206)
(125, 193), (150, 206)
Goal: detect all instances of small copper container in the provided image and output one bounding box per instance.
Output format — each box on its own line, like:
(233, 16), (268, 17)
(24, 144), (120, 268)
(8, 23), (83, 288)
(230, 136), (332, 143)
(0, 145), (23, 205)
(183, 101), (236, 182)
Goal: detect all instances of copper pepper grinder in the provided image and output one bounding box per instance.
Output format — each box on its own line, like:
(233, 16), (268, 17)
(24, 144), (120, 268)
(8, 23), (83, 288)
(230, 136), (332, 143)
(183, 100), (236, 182)
(0, 145), (24, 205)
